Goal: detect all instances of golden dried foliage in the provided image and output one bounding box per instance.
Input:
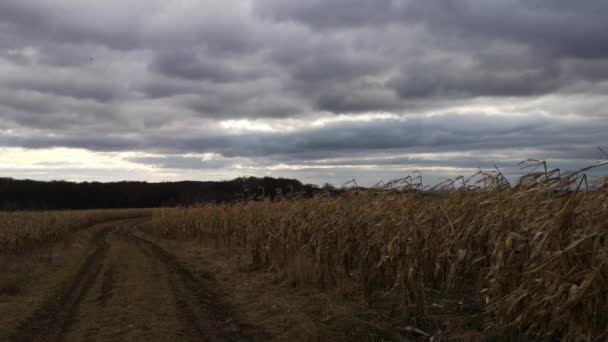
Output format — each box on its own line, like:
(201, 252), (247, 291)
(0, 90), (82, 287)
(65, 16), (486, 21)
(0, 209), (150, 253)
(152, 186), (608, 340)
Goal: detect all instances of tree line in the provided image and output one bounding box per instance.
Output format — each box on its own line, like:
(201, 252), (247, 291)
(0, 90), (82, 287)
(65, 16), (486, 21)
(0, 176), (320, 210)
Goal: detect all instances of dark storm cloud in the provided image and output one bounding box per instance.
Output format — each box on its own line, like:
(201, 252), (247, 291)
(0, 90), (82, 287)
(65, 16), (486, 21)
(151, 51), (258, 83)
(4, 114), (606, 161)
(140, 82), (197, 99)
(2, 0), (608, 118)
(256, 1), (608, 59)
(299, 149), (607, 173)
(0, 0), (607, 183)
(287, 51), (382, 84)
(253, 0), (608, 109)
(0, 1), (261, 55)
(316, 86), (404, 113)
(389, 61), (562, 99)
(258, 116), (605, 158)
(254, 0), (405, 29)
(183, 93), (305, 119)
(0, 88), (120, 133)
(0, 92), (58, 114)
(0, 1), (140, 50)
(9, 79), (121, 103)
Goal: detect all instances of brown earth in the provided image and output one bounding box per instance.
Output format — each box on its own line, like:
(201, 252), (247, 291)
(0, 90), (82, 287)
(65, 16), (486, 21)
(2, 218), (254, 342)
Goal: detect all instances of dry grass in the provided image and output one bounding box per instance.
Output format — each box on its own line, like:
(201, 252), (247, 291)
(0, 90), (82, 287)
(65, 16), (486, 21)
(0, 209), (150, 253)
(151, 167), (608, 340)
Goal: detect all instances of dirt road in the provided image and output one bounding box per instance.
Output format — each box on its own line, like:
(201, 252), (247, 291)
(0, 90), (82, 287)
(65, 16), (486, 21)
(10, 219), (249, 342)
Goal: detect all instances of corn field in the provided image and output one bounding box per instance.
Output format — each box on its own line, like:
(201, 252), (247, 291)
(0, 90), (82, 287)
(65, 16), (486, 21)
(0, 209), (150, 253)
(151, 171), (608, 340)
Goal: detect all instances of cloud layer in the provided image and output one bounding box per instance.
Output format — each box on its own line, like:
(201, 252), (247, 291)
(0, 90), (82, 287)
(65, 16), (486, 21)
(1, 1), (607, 185)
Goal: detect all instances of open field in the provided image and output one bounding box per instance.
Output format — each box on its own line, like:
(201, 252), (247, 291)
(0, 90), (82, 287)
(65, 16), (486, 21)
(1, 165), (607, 341)
(151, 186), (608, 341)
(3, 0), (608, 340)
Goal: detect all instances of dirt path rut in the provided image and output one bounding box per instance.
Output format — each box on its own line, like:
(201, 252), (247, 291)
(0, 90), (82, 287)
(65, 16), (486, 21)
(10, 219), (248, 342)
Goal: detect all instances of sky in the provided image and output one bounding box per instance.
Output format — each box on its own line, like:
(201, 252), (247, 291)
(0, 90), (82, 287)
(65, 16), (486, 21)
(0, 0), (607, 186)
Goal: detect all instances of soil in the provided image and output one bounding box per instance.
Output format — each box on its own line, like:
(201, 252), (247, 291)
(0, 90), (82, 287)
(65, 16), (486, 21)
(4, 219), (253, 342)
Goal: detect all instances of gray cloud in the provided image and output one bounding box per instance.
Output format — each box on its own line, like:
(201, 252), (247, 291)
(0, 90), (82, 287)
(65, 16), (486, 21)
(389, 60), (562, 99)
(0, 0), (607, 184)
(128, 156), (234, 170)
(254, 0), (405, 29)
(256, 1), (608, 59)
(9, 79), (121, 103)
(3, 113), (606, 160)
(151, 51), (259, 83)
(316, 86), (403, 113)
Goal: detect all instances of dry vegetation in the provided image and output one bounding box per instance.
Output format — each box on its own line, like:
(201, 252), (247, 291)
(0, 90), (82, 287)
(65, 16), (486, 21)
(0, 209), (150, 253)
(151, 160), (608, 340)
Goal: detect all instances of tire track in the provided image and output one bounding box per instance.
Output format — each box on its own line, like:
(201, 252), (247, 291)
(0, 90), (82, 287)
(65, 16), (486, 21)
(96, 264), (114, 308)
(10, 228), (112, 342)
(8, 219), (251, 342)
(120, 231), (248, 342)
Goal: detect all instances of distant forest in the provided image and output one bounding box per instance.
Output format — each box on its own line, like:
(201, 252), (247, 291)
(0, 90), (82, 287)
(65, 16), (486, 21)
(0, 177), (320, 210)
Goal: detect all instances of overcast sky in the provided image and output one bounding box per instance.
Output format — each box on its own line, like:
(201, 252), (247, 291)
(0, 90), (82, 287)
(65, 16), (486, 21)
(1, 1), (607, 185)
